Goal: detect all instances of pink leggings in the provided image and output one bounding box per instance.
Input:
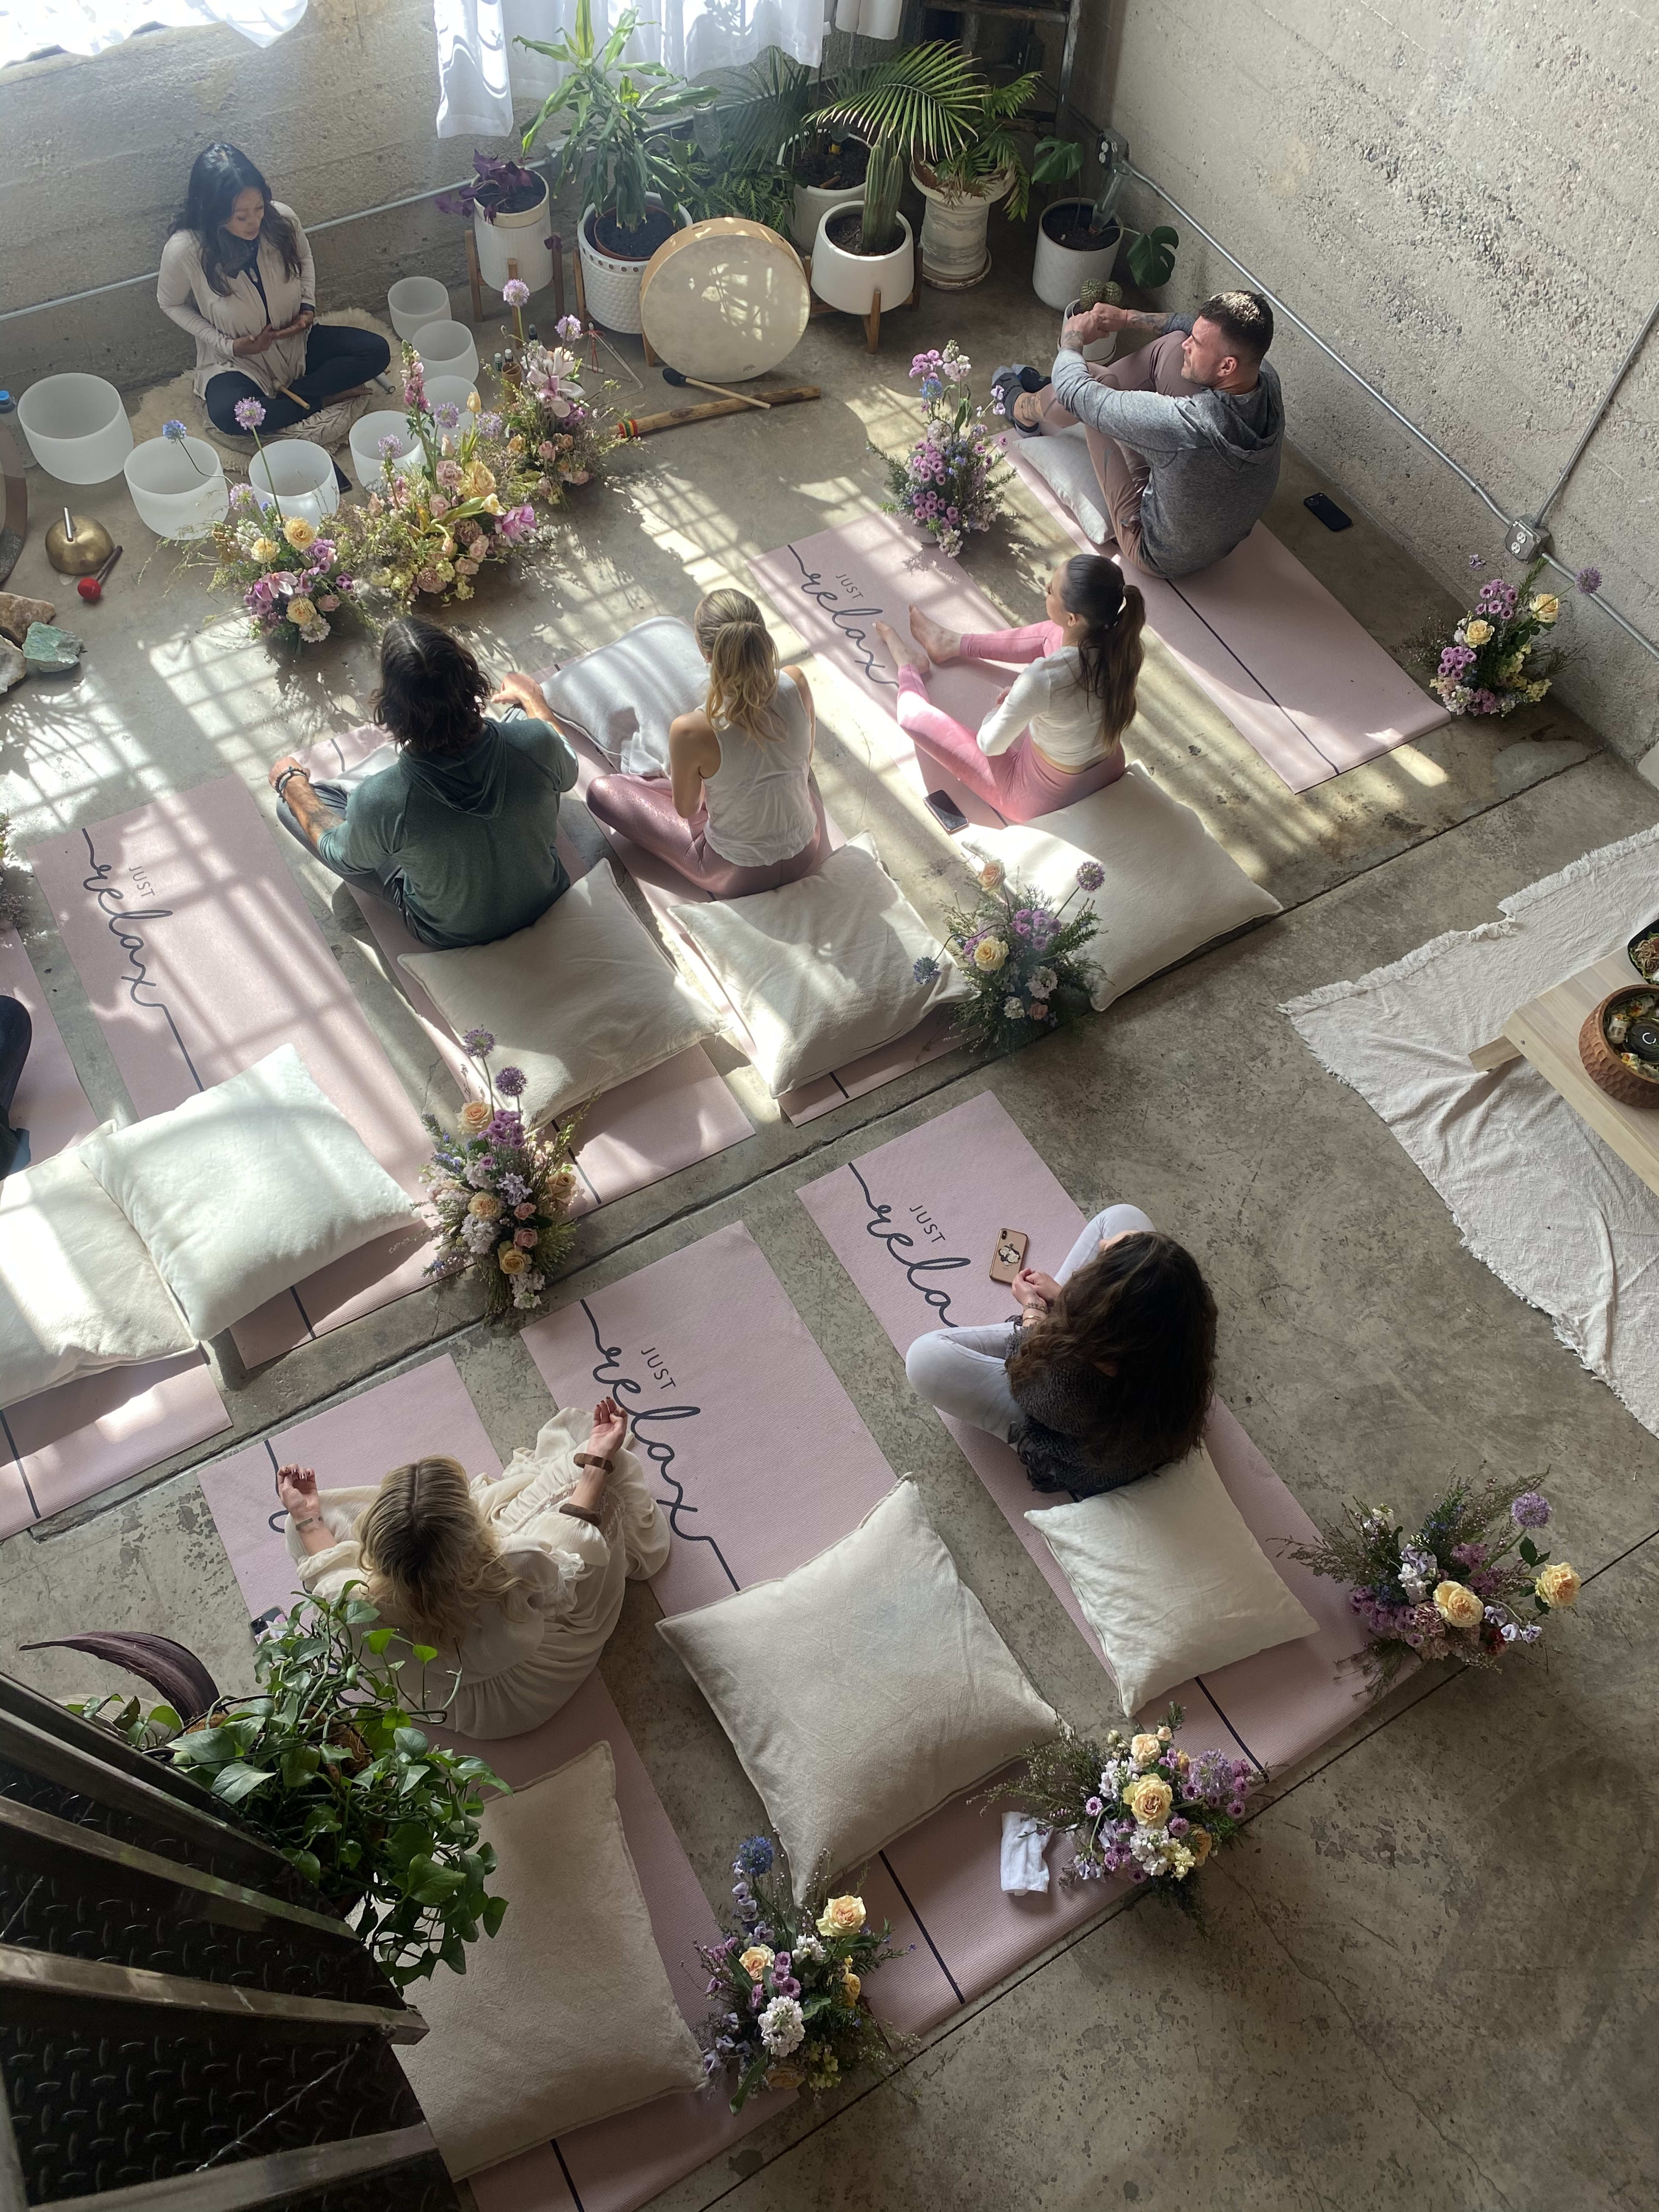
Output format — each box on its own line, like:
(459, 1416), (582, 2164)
(586, 771), (828, 897)
(896, 622), (1126, 823)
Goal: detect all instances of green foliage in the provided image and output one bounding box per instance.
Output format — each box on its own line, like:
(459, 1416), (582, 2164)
(920, 70), (1045, 221)
(810, 41), (988, 256)
(1030, 137), (1178, 284)
(1079, 276), (1123, 309)
(1125, 223), (1179, 289)
(73, 1591), (510, 1988)
(518, 0), (716, 239)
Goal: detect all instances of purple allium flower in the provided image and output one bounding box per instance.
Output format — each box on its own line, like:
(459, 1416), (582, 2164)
(733, 1835), (774, 1878)
(461, 1026), (496, 1056)
(162, 418), (188, 442)
(503, 277), (530, 306)
(434, 401), (461, 433)
(234, 397), (266, 432)
(494, 1064), (528, 1098)
(1576, 566), (1602, 594)
(912, 954), (940, 985)
(1076, 860), (1105, 892)
(1511, 1491), (1551, 1529)
(556, 314), (583, 341)
(479, 412), (504, 438)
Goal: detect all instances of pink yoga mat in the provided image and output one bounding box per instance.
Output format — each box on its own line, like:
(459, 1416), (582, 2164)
(28, 777), (435, 1367)
(796, 1090), (1371, 1777)
(1001, 434), (1449, 792)
(521, 1219), (895, 1616)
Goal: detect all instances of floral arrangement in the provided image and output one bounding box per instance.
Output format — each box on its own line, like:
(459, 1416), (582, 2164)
(1287, 1476), (1581, 1693)
(884, 343), (1003, 558)
(496, 310), (617, 492)
(924, 854), (1101, 1054)
(1426, 556), (1598, 716)
(178, 400), (359, 648)
(695, 1835), (909, 2109)
(420, 1033), (581, 1320)
(985, 1707), (1259, 1907)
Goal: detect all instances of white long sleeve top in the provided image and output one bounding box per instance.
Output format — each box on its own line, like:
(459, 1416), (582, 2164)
(976, 645), (1107, 767)
(156, 205), (317, 398)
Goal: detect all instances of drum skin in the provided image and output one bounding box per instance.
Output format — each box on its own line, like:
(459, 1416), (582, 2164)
(639, 218), (811, 384)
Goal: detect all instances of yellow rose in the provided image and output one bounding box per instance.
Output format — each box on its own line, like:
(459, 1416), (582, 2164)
(1187, 1826), (1213, 1866)
(251, 536), (279, 563)
(1432, 1580), (1484, 1630)
(1530, 594), (1560, 625)
(467, 1192), (502, 1220)
(467, 389), (482, 412)
(286, 597), (317, 628)
(1129, 1732), (1163, 1767)
(976, 859), (1005, 890)
(481, 493), (503, 515)
(1535, 1560), (1580, 1608)
(738, 1945), (775, 1980)
(973, 937), (1008, 973)
(283, 516), (317, 551)
(498, 1246), (529, 1274)
(508, 433), (526, 454)
(1126, 1774), (1173, 1827)
(1463, 619), (1493, 645)
(764, 2061), (805, 2091)
(816, 1894), (866, 1938)
(458, 1101), (492, 1133)
(463, 461), (496, 497)
(841, 1968), (861, 2004)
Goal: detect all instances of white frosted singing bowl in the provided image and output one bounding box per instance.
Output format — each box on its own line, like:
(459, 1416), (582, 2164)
(426, 375), (480, 415)
(248, 439), (340, 528)
(123, 436), (229, 539)
(348, 409), (423, 490)
(18, 373), (135, 484)
(388, 276), (451, 339)
(412, 320), (481, 387)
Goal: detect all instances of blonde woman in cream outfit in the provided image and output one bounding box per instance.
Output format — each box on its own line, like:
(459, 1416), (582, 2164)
(583, 589), (828, 897)
(275, 1396), (668, 1739)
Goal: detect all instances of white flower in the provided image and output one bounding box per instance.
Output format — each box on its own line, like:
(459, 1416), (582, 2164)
(791, 1934), (825, 1964)
(1003, 995), (1025, 1019)
(759, 1996), (805, 2056)
(1031, 967), (1058, 997)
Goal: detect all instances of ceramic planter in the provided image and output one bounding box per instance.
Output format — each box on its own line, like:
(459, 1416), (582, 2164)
(809, 207), (914, 318)
(474, 181), (553, 296)
(1033, 202), (1122, 311)
(912, 165), (1010, 289)
(578, 198), (685, 334)
(1063, 297), (1120, 366)
(791, 177), (865, 252)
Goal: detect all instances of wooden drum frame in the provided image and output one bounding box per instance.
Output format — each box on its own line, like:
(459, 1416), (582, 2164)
(639, 218), (811, 385)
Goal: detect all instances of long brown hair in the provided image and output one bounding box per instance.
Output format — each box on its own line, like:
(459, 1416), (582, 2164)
(1007, 1230), (1216, 1471)
(1061, 555), (1145, 747)
(355, 1457), (526, 1645)
(373, 616), (491, 757)
(175, 143), (302, 298)
(694, 588), (785, 741)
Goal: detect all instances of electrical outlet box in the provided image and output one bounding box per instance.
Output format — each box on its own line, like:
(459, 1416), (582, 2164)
(1097, 129), (1128, 173)
(1505, 519), (1551, 562)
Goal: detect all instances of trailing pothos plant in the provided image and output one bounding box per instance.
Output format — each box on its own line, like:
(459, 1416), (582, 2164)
(69, 1590), (510, 1989)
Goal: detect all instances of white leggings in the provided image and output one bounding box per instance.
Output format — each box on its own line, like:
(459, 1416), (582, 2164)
(903, 1205), (1155, 1442)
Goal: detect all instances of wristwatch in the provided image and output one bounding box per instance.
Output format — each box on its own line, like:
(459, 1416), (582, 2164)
(573, 1452), (614, 1473)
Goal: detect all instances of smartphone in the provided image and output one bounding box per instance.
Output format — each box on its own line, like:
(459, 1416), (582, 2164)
(1303, 493), (1353, 532)
(989, 1227), (1030, 1284)
(924, 788), (971, 834)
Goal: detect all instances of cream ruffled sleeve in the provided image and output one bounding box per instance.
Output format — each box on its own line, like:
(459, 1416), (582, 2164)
(284, 1486), (380, 1602)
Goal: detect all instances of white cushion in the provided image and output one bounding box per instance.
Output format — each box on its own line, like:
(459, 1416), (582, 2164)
(1018, 424), (1112, 545)
(396, 1742), (703, 2177)
(401, 865), (717, 1127)
(79, 1046), (419, 1341)
(1027, 1444), (1318, 1718)
(963, 767), (1280, 1010)
(658, 1481), (1058, 1901)
(542, 617), (708, 775)
(0, 1126), (196, 1403)
(669, 834), (967, 1097)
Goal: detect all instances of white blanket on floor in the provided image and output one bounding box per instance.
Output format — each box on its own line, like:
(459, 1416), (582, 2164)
(1284, 826), (1659, 1438)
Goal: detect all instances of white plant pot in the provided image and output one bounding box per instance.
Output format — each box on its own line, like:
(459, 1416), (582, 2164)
(1032, 202), (1122, 311)
(411, 321), (482, 387)
(474, 183), (553, 296)
(1062, 296), (1120, 367)
(809, 208), (914, 318)
(791, 177), (864, 253)
(247, 440), (340, 529)
(426, 375), (480, 416)
(387, 276), (450, 339)
(578, 198), (684, 335)
(913, 165), (1009, 289)
(348, 410), (424, 491)
(122, 435), (228, 540)
(18, 373), (134, 484)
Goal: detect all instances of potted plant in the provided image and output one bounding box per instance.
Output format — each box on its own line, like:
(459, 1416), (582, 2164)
(1030, 134), (1178, 309)
(437, 150), (553, 297)
(664, 53), (804, 235)
(804, 41), (986, 320)
(518, 0), (715, 334)
(910, 70), (1042, 289)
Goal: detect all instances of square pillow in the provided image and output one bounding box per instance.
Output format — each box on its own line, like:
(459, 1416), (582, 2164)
(669, 835), (967, 1097)
(658, 1481), (1058, 1901)
(541, 617), (708, 775)
(0, 1125), (197, 1404)
(401, 865), (718, 1127)
(1017, 425), (1112, 546)
(79, 1046), (419, 1341)
(1027, 1444), (1318, 1718)
(396, 1741), (703, 2177)
(963, 768), (1281, 1011)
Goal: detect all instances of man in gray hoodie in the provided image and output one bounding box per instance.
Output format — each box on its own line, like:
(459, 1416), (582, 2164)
(998, 290), (1283, 579)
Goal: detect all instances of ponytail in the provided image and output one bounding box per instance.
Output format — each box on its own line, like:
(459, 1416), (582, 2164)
(693, 588), (784, 742)
(1060, 554), (1145, 747)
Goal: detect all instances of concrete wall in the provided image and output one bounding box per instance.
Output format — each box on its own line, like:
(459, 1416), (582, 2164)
(1070, 0), (1659, 765)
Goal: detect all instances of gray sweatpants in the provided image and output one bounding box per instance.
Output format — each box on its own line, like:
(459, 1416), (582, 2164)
(903, 1204), (1155, 1442)
(278, 743), (412, 918)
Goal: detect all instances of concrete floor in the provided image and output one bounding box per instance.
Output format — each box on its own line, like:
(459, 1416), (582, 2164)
(3, 255), (1655, 2210)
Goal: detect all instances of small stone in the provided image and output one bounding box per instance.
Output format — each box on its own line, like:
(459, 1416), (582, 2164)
(0, 639), (23, 695)
(0, 592), (55, 647)
(22, 623), (83, 674)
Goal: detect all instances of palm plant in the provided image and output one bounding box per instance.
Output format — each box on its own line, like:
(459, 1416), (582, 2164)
(808, 41), (988, 257)
(665, 50), (811, 232)
(921, 71), (1045, 220)
(518, 0), (716, 251)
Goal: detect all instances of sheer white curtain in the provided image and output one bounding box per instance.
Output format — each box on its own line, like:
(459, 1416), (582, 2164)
(435, 0), (827, 140)
(0, 0), (307, 66)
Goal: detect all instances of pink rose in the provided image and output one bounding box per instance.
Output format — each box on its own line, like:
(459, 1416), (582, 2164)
(514, 1227), (538, 1249)
(316, 593), (340, 613)
(429, 494), (449, 519)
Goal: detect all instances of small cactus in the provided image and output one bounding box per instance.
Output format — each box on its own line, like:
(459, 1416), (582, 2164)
(1080, 277), (1124, 309)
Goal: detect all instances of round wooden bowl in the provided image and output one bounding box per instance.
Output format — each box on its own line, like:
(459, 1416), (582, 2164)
(1578, 989), (1659, 1108)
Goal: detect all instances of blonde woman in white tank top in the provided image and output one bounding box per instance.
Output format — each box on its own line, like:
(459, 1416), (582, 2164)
(586, 590), (827, 898)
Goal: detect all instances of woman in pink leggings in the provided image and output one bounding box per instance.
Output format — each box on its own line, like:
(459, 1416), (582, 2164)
(873, 556), (1145, 822)
(586, 590), (826, 898)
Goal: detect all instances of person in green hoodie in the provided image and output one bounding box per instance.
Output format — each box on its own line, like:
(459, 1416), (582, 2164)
(270, 617), (578, 949)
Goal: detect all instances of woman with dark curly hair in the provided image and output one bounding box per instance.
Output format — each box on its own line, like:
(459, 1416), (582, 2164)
(269, 618), (578, 948)
(905, 1209), (1217, 1495)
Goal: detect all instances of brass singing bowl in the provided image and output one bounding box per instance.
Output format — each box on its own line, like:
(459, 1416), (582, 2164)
(45, 515), (116, 576)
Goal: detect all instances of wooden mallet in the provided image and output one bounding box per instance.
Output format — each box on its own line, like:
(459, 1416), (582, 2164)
(660, 366), (770, 411)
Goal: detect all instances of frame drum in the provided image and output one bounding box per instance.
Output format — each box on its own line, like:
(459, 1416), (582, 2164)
(639, 218), (811, 384)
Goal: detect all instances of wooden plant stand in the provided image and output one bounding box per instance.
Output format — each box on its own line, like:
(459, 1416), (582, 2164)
(803, 255), (922, 353)
(464, 231), (567, 337)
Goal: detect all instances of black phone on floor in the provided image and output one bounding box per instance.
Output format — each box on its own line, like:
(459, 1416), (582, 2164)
(924, 788), (971, 834)
(1304, 493), (1353, 531)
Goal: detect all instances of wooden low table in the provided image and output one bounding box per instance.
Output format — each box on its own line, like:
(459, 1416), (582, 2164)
(1469, 949), (1659, 1197)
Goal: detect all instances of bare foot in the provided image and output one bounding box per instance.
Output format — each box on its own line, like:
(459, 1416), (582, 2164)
(875, 619), (928, 675)
(909, 606), (960, 663)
